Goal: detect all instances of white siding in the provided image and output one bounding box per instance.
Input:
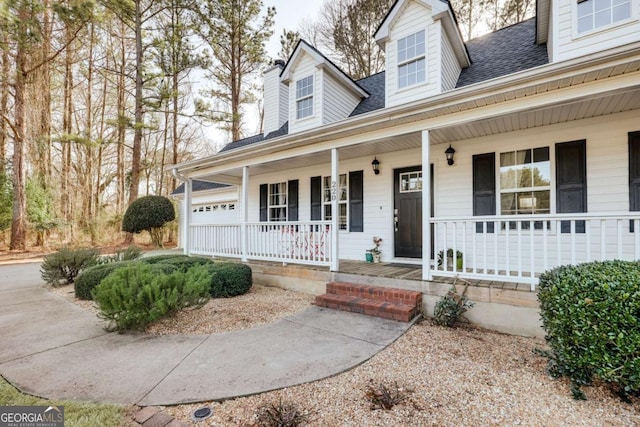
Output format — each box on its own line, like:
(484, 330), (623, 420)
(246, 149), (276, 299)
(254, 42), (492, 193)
(386, 1), (443, 107)
(322, 72), (361, 125)
(263, 66), (288, 135)
(441, 26), (461, 91)
(550, 0), (640, 62)
(288, 53), (323, 134)
(434, 110), (639, 218)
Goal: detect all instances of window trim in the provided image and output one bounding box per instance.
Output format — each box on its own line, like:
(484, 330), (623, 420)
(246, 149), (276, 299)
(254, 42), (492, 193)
(267, 181), (288, 222)
(295, 75), (314, 120)
(322, 174), (348, 230)
(397, 30), (426, 89)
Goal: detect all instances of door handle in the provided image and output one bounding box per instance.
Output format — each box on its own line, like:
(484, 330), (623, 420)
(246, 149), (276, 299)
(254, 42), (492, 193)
(394, 216), (399, 232)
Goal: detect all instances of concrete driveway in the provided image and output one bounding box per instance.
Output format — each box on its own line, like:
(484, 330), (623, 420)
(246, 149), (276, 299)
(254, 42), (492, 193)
(0, 262), (412, 406)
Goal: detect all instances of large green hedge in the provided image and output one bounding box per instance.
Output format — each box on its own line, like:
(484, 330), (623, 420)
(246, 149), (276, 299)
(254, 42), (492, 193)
(537, 260), (640, 400)
(122, 195), (175, 246)
(92, 263), (209, 331)
(207, 262), (252, 298)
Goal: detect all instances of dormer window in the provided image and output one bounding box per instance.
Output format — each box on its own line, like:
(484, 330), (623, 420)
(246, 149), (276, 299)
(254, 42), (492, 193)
(397, 30), (426, 89)
(296, 75), (314, 119)
(577, 0), (631, 33)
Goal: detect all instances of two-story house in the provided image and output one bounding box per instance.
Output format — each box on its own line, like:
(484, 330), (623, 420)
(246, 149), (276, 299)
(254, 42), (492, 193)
(171, 0), (640, 334)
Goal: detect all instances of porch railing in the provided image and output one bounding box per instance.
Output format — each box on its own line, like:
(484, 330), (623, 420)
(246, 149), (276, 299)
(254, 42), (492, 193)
(189, 221), (332, 266)
(431, 213), (640, 290)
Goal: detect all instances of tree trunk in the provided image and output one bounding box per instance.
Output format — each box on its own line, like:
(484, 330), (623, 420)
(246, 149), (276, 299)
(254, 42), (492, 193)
(10, 37), (27, 250)
(0, 33), (10, 165)
(129, 0), (143, 205)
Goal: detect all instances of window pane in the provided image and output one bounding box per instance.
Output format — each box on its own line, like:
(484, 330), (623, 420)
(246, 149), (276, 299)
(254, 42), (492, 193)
(501, 193), (517, 215)
(595, 9), (611, 27)
(415, 30), (425, 56)
(533, 147), (549, 162)
(500, 152), (515, 167)
(533, 190), (551, 213)
(339, 204), (347, 230)
(578, 0), (592, 17)
(324, 204), (332, 220)
(594, 0), (609, 12)
(578, 15), (593, 32)
(532, 162), (551, 186)
(613, 2), (630, 21)
(500, 166), (517, 189)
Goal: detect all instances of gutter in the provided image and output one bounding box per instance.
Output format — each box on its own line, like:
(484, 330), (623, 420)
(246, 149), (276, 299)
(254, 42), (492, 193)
(170, 41), (640, 175)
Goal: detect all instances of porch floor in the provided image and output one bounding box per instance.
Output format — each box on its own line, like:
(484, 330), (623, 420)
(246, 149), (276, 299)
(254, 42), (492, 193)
(235, 258), (536, 293)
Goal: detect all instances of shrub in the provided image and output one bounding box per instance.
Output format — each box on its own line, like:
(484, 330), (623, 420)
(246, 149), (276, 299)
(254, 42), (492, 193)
(97, 246), (142, 264)
(74, 260), (176, 300)
(40, 247), (100, 286)
(538, 261), (640, 400)
(432, 284), (474, 327)
(142, 255), (213, 272)
(364, 382), (409, 410)
(93, 263), (210, 331)
(122, 195), (175, 247)
(206, 262), (252, 298)
(256, 399), (311, 427)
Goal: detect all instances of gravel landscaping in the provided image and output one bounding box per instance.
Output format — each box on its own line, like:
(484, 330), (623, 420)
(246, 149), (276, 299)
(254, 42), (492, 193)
(48, 281), (639, 426)
(163, 321), (639, 426)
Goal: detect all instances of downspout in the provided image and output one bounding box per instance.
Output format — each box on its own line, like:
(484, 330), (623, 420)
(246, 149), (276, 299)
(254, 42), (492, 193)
(172, 169), (191, 254)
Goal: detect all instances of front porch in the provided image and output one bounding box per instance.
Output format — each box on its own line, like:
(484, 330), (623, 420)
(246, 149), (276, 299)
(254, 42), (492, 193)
(188, 212), (640, 291)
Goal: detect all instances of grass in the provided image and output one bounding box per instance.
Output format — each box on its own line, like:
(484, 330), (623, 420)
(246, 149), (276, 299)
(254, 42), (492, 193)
(0, 376), (129, 427)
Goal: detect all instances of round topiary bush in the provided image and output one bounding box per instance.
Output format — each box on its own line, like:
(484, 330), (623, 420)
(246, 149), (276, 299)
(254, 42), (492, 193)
(122, 195), (175, 247)
(537, 260), (640, 400)
(207, 262), (252, 298)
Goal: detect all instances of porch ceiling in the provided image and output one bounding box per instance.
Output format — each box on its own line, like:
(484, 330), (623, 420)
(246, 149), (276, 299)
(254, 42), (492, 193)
(193, 85), (640, 183)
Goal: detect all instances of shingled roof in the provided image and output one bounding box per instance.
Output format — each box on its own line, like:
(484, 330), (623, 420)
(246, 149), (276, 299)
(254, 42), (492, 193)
(215, 18), (547, 153)
(171, 180), (231, 196)
(456, 18), (548, 87)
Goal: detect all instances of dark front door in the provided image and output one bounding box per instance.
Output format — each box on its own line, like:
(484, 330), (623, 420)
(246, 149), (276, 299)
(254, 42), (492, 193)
(394, 166), (424, 258)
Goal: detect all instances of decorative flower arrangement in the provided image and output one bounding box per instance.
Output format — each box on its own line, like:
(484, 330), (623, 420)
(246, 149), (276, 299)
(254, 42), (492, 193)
(370, 236), (383, 254)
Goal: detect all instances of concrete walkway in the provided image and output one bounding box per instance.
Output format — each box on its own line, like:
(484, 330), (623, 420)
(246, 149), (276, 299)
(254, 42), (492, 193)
(0, 263), (412, 406)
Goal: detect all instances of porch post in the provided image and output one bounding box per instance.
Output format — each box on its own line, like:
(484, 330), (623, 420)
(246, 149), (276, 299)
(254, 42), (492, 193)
(331, 148), (339, 271)
(241, 166), (249, 262)
(184, 178), (192, 255)
(422, 130), (432, 281)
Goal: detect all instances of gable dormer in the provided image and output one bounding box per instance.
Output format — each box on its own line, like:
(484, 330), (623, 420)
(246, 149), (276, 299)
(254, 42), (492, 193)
(540, 0), (640, 63)
(375, 0), (470, 108)
(281, 41), (369, 134)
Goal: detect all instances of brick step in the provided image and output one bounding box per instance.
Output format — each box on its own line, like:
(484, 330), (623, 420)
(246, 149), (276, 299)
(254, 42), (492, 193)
(315, 293), (420, 322)
(326, 282), (422, 307)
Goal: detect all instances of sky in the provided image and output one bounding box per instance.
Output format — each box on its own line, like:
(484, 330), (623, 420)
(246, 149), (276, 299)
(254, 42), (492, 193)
(265, 0), (325, 58)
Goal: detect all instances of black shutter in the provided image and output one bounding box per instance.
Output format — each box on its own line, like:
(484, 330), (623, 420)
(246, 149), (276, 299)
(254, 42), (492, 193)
(288, 179), (299, 221)
(556, 140), (586, 233)
(473, 153), (496, 233)
(349, 170), (364, 232)
(310, 176), (322, 221)
(259, 184), (268, 222)
(629, 132), (640, 231)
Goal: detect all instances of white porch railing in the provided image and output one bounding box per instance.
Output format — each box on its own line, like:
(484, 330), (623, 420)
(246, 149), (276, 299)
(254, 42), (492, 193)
(189, 221), (332, 266)
(432, 213), (640, 290)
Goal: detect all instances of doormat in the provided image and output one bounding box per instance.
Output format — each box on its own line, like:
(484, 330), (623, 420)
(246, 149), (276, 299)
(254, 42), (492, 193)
(384, 263), (421, 269)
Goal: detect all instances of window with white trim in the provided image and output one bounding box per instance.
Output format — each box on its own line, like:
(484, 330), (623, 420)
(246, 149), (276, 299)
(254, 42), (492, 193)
(323, 174), (347, 230)
(397, 30), (426, 89)
(268, 182), (287, 221)
(577, 0), (631, 33)
(500, 147), (550, 229)
(296, 75), (314, 119)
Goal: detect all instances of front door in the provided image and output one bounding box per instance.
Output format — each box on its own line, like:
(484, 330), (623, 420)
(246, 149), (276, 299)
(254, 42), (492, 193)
(394, 166), (423, 258)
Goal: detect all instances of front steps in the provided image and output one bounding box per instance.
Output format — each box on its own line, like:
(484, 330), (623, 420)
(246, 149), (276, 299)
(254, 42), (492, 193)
(314, 282), (422, 322)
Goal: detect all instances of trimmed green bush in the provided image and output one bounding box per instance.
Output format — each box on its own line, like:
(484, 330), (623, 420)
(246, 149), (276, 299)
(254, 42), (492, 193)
(40, 247), (100, 286)
(122, 195), (175, 247)
(74, 261), (176, 300)
(538, 260), (640, 400)
(93, 263), (210, 331)
(141, 255), (213, 272)
(207, 262), (252, 298)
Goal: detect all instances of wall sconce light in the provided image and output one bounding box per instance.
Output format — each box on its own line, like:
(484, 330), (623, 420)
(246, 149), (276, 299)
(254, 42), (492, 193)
(371, 157), (380, 175)
(445, 144), (456, 166)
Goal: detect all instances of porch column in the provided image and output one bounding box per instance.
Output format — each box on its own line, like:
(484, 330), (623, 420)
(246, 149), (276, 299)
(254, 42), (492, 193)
(241, 166), (249, 262)
(331, 148), (339, 271)
(184, 178), (193, 255)
(422, 130), (432, 281)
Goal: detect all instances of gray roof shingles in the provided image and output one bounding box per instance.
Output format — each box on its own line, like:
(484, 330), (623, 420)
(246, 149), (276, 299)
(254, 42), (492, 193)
(456, 18), (548, 87)
(171, 180), (230, 195)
